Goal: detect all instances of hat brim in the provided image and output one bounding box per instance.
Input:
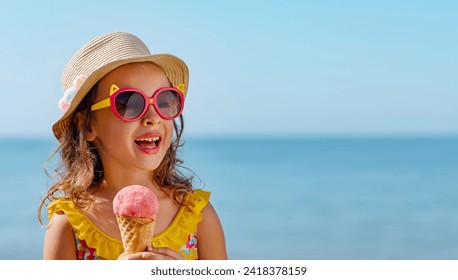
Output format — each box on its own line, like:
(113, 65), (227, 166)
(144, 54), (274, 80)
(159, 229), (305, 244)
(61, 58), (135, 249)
(52, 54), (188, 140)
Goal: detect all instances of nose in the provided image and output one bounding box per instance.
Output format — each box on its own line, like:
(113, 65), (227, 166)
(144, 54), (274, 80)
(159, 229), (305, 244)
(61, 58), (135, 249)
(141, 103), (162, 126)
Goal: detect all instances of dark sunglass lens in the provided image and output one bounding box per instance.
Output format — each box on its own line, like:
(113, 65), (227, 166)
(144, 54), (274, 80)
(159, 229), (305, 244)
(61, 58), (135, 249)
(156, 90), (182, 118)
(115, 91), (145, 119)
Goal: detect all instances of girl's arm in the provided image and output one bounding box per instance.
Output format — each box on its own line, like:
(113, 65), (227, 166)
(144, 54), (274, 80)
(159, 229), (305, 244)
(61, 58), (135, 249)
(197, 202), (228, 259)
(43, 213), (77, 260)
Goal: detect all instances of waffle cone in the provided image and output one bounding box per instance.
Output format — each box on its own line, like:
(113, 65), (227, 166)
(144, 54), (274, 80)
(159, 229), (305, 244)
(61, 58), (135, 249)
(116, 214), (156, 254)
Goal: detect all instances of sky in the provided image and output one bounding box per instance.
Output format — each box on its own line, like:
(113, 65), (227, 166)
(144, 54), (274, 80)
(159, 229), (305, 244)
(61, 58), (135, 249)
(0, 0), (457, 138)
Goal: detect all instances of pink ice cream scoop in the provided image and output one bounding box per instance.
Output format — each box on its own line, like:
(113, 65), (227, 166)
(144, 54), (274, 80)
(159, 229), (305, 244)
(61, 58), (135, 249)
(113, 185), (159, 219)
(113, 185), (160, 254)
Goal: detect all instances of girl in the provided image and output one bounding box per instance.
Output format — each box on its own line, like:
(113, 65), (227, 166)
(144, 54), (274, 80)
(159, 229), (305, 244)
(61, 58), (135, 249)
(38, 32), (227, 260)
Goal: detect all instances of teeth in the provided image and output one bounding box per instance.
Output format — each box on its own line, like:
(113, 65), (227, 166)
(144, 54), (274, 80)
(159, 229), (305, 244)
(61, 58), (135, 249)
(135, 137), (160, 142)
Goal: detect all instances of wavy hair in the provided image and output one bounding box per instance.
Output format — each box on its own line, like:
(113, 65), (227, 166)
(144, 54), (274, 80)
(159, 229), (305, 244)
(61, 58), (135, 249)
(38, 85), (194, 225)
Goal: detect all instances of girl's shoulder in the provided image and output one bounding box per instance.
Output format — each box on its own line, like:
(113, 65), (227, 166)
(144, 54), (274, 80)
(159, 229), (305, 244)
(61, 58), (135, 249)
(47, 198), (124, 259)
(185, 189), (211, 213)
(47, 198), (80, 219)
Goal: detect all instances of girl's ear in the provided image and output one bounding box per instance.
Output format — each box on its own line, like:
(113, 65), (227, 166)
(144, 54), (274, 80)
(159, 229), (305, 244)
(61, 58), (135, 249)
(75, 112), (96, 142)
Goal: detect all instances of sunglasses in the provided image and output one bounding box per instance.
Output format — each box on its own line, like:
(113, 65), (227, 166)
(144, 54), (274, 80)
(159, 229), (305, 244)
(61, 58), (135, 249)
(91, 84), (184, 121)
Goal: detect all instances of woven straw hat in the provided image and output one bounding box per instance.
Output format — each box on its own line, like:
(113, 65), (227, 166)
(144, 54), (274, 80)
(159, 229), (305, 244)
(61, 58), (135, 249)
(52, 31), (189, 140)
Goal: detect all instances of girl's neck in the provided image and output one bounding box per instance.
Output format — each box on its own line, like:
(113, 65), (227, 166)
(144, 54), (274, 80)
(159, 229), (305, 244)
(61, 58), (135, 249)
(101, 167), (159, 193)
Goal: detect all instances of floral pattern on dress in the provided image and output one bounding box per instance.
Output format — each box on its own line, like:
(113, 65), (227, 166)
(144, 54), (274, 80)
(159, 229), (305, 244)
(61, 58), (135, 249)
(76, 238), (105, 260)
(178, 232), (198, 259)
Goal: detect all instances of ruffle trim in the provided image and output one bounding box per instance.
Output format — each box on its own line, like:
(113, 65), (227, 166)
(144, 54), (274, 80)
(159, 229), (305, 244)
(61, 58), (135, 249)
(48, 199), (124, 259)
(153, 190), (210, 252)
(47, 189), (210, 260)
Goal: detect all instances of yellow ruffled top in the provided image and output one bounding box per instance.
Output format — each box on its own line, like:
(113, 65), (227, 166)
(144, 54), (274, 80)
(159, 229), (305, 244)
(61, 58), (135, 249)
(47, 189), (210, 260)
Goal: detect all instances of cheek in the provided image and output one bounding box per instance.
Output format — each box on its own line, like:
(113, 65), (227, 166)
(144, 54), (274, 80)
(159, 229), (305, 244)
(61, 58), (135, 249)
(162, 121), (175, 148)
(90, 115), (129, 144)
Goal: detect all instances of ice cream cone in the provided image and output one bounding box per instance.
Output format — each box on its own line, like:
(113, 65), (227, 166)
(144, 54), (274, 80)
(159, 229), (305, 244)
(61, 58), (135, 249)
(116, 214), (156, 254)
(113, 185), (159, 255)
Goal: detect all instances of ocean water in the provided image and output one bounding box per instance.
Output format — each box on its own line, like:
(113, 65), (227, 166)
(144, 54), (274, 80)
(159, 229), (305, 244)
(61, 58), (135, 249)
(0, 136), (457, 260)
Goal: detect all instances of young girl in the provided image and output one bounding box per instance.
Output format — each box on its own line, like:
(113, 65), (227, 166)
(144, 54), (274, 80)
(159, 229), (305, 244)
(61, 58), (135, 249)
(38, 32), (227, 260)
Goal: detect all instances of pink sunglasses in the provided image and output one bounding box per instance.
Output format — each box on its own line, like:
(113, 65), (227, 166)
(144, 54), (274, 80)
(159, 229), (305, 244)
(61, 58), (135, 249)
(91, 84), (184, 121)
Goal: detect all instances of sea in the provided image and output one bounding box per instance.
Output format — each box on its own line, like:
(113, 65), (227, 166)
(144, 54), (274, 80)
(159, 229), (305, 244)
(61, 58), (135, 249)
(0, 135), (457, 260)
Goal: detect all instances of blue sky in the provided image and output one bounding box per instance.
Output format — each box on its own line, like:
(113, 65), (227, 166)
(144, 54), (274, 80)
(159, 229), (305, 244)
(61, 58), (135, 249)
(0, 0), (457, 137)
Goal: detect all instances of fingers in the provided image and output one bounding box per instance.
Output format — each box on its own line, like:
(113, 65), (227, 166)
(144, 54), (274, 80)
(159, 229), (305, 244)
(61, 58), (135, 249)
(146, 246), (185, 260)
(117, 247), (184, 260)
(141, 251), (173, 260)
(117, 252), (143, 260)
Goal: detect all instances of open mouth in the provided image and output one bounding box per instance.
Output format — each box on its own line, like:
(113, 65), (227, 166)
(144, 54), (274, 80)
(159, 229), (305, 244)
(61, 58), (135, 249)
(134, 136), (161, 149)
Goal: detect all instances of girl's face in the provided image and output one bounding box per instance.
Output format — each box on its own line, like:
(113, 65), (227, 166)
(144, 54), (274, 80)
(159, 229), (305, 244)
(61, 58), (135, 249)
(86, 62), (174, 178)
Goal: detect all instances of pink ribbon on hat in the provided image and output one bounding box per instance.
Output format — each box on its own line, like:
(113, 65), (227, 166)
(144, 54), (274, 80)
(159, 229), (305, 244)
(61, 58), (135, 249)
(58, 75), (86, 113)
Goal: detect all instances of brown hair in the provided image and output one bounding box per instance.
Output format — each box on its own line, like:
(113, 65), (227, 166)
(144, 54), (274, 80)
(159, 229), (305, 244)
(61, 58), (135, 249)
(38, 85), (194, 225)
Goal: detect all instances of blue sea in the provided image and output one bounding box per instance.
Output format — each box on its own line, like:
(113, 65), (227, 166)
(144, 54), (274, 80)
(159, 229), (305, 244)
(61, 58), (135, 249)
(0, 136), (457, 260)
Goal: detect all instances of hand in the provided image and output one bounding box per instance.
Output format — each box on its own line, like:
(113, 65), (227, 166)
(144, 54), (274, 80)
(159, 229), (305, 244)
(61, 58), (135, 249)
(117, 246), (184, 260)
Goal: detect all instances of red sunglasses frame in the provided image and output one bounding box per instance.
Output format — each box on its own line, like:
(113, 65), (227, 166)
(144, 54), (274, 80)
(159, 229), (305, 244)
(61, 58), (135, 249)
(91, 85), (185, 121)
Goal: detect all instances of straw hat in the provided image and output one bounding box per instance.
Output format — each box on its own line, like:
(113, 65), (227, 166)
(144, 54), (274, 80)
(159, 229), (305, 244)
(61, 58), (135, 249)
(52, 31), (189, 140)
